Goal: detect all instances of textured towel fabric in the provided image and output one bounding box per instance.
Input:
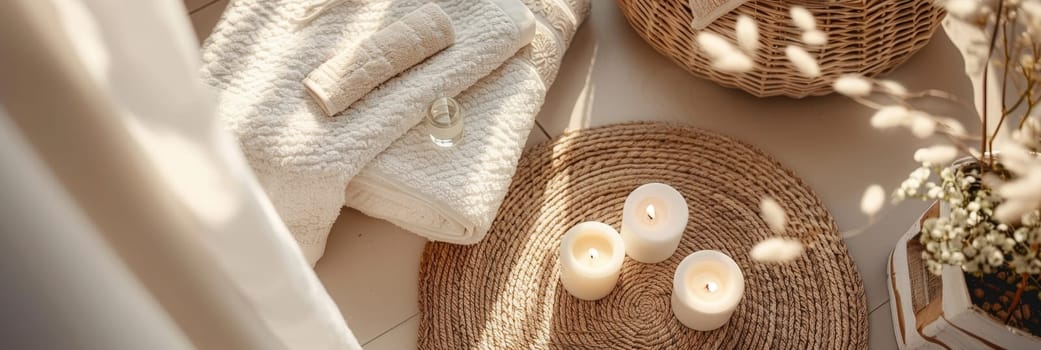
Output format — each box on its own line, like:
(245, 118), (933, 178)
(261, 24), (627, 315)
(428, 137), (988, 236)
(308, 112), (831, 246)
(345, 0), (591, 244)
(303, 3), (455, 116)
(689, 0), (747, 29)
(200, 0), (536, 265)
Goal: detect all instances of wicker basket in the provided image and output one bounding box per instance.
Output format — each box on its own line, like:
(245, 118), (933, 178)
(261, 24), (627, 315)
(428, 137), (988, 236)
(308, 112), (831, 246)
(617, 0), (946, 98)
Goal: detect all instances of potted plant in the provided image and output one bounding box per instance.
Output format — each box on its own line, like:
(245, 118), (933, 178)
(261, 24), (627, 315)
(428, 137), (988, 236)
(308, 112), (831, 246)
(833, 1), (1041, 347)
(702, 0), (1041, 347)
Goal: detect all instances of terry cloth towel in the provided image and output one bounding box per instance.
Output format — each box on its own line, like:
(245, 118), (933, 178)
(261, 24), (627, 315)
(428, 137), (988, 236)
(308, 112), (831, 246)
(689, 0), (747, 29)
(303, 3), (455, 117)
(200, 0), (537, 265)
(345, 0), (591, 244)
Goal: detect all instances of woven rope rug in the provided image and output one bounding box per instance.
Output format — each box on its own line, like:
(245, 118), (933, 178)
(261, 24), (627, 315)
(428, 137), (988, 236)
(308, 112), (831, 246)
(418, 122), (868, 349)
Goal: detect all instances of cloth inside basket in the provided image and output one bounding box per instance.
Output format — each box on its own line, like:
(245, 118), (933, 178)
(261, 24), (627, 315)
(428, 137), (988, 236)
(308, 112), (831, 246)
(689, 0), (747, 29)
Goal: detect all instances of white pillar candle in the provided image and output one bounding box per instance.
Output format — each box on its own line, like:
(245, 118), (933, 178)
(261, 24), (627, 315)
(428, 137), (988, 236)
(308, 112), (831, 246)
(558, 221), (625, 301)
(620, 183), (689, 263)
(671, 250), (744, 331)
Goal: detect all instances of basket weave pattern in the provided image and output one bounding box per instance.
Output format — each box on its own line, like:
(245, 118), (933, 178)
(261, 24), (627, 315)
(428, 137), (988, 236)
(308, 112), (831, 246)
(617, 0), (945, 97)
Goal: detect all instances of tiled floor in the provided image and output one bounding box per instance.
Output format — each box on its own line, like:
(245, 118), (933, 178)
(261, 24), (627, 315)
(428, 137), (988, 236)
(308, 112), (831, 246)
(188, 2), (986, 348)
(186, 0), (228, 43)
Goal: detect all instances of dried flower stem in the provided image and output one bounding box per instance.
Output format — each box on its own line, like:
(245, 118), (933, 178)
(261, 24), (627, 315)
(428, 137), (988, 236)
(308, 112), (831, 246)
(1005, 271), (1029, 323)
(849, 96), (889, 110)
(1019, 47), (1041, 130)
(1004, 242), (1039, 324)
(982, 0), (1006, 166)
(839, 213), (882, 239)
(944, 134), (985, 162)
(1002, 67), (1033, 115)
(991, 12), (1013, 158)
(1019, 40), (1041, 130)
(905, 89), (974, 109)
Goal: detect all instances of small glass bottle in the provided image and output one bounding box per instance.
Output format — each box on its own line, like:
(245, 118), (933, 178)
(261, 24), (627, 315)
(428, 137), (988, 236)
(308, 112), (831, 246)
(426, 96), (463, 147)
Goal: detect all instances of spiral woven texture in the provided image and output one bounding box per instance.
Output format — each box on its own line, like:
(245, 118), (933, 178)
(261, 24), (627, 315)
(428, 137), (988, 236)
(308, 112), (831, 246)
(616, 0), (945, 98)
(417, 122), (868, 349)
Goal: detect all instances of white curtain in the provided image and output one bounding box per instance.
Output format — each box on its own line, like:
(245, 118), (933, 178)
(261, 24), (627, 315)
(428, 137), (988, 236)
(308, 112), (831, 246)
(0, 0), (361, 349)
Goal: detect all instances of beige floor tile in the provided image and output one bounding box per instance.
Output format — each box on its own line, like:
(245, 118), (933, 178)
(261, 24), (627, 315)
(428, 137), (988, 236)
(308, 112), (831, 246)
(315, 208), (427, 345)
(188, 0), (228, 44)
(183, 0), (217, 13)
(338, 123), (545, 347)
(869, 302), (899, 350)
(844, 202), (933, 311)
(524, 122), (551, 150)
(363, 314), (419, 350)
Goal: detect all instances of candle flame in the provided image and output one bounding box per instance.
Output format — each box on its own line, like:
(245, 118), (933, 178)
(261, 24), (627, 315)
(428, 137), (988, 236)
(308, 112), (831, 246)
(705, 281), (719, 293)
(588, 248), (599, 261)
(646, 204), (656, 221)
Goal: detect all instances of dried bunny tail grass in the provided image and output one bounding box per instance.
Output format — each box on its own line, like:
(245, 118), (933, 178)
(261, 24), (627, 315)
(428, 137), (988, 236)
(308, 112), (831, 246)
(871, 106), (911, 128)
(878, 80), (909, 96)
(832, 74), (872, 97)
(909, 112), (937, 138)
(711, 53), (754, 73)
(992, 142), (1041, 223)
(1013, 117), (1041, 148)
(785, 45), (820, 77)
(801, 29), (827, 46)
(790, 6), (817, 31)
(759, 197), (787, 234)
(751, 237), (804, 263)
(860, 185), (886, 216)
(995, 198), (1038, 224)
(937, 116), (967, 135)
(697, 31), (753, 72)
(735, 14), (759, 53)
(696, 31), (736, 58)
(913, 145), (959, 166)
(867, 107), (937, 138)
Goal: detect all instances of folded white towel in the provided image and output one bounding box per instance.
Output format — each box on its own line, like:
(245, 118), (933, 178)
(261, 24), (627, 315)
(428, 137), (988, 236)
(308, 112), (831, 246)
(345, 0), (591, 244)
(200, 0), (537, 265)
(303, 3), (455, 116)
(689, 0), (747, 29)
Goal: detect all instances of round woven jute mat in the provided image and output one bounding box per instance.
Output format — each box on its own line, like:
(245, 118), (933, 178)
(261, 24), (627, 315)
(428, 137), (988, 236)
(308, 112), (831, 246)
(418, 122), (867, 349)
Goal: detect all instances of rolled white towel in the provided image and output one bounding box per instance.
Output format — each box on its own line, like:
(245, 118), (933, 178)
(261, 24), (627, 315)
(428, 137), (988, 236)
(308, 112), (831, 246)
(303, 3), (455, 116)
(346, 0), (591, 244)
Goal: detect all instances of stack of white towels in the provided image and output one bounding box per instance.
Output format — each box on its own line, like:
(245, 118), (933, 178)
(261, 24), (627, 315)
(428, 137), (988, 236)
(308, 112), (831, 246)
(200, 0), (590, 265)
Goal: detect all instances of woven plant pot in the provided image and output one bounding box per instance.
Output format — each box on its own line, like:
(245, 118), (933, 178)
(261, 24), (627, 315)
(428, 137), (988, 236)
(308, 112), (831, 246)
(617, 0), (945, 98)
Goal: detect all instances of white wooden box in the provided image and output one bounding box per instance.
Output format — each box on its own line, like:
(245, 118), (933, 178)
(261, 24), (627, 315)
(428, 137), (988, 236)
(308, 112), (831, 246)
(887, 202), (1041, 349)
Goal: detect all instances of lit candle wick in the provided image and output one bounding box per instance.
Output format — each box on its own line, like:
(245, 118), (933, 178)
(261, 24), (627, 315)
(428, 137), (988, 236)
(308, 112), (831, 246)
(705, 281), (719, 293)
(588, 248), (599, 261)
(646, 204), (656, 221)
